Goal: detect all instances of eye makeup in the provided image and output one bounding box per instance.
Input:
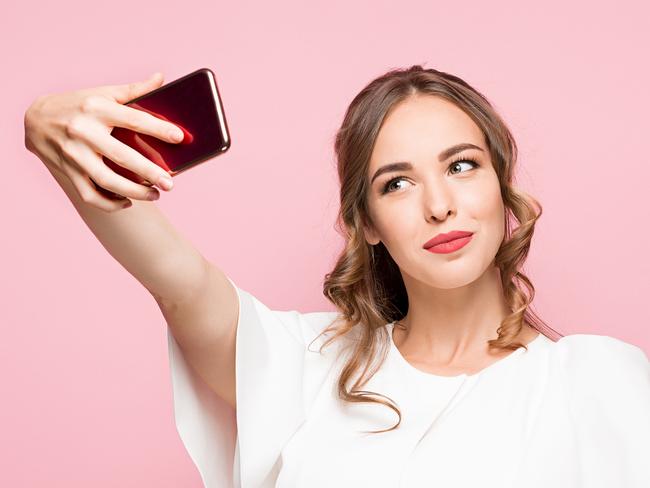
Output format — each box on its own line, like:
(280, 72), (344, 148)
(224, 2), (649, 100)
(378, 155), (480, 195)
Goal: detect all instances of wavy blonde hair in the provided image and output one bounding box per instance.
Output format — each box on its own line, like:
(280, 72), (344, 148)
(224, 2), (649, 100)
(309, 64), (564, 435)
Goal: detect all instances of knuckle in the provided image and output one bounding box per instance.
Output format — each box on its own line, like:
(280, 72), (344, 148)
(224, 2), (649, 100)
(127, 82), (139, 99)
(65, 116), (86, 138)
(78, 186), (94, 204)
(28, 95), (47, 117)
(92, 171), (108, 188)
(80, 96), (103, 114)
(59, 138), (76, 159)
(111, 144), (130, 163)
(123, 109), (141, 130)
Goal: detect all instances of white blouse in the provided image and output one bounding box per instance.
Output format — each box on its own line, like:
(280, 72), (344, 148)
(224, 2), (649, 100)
(166, 276), (650, 487)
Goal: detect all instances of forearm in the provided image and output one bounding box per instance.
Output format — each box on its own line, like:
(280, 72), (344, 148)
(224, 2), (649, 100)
(46, 164), (209, 306)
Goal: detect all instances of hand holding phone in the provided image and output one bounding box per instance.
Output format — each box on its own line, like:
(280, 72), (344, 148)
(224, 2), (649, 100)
(24, 69), (231, 212)
(102, 68), (231, 192)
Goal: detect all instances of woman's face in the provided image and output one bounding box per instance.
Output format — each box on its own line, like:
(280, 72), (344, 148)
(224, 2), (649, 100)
(364, 94), (505, 290)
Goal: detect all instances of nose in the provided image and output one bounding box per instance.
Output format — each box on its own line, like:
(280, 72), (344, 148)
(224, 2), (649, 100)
(423, 181), (454, 223)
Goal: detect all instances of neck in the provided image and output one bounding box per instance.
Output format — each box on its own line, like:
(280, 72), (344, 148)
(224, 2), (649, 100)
(395, 266), (513, 362)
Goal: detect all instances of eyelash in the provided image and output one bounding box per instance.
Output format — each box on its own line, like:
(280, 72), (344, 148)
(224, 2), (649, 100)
(379, 156), (480, 195)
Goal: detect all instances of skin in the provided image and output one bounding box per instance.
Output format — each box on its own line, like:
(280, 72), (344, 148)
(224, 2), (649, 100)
(363, 94), (539, 376)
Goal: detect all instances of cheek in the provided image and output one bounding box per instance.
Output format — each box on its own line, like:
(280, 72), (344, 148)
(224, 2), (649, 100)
(462, 179), (505, 239)
(370, 200), (420, 245)
(464, 173), (503, 216)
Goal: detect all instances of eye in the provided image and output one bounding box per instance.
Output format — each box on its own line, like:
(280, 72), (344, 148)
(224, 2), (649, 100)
(381, 176), (410, 194)
(449, 159), (477, 175)
(379, 157), (480, 195)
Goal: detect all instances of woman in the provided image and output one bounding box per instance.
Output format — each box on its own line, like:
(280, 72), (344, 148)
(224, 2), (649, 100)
(24, 65), (650, 487)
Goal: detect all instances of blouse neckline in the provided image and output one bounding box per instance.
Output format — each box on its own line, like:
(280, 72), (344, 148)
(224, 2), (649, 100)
(387, 321), (544, 380)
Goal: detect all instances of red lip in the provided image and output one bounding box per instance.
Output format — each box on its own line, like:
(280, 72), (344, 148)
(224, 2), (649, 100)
(423, 230), (474, 248)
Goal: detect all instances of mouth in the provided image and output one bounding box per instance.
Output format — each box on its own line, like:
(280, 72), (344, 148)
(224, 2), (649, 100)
(423, 230), (474, 249)
(424, 234), (473, 254)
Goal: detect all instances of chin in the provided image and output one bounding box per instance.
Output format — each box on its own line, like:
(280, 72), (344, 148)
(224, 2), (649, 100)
(423, 266), (482, 290)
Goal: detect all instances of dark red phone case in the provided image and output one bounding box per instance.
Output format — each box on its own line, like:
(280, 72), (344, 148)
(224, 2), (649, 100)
(98, 68), (231, 198)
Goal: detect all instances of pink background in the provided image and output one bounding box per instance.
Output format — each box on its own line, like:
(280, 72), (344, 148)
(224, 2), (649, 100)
(2, 0), (649, 485)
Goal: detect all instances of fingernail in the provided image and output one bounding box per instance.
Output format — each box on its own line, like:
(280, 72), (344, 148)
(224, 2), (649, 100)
(170, 129), (184, 142)
(146, 190), (160, 201)
(159, 175), (173, 190)
(122, 200), (132, 208)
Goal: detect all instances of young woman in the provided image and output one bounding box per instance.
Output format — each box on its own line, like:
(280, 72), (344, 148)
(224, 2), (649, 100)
(24, 65), (650, 488)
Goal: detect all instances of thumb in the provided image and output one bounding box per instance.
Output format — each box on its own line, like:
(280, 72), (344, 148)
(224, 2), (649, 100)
(105, 71), (165, 105)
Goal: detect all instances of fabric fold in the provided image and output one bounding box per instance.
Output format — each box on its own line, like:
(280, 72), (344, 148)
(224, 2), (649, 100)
(167, 275), (340, 487)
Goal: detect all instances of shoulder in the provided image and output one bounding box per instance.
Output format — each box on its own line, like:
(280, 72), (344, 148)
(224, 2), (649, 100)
(552, 333), (649, 379)
(235, 281), (341, 349)
(297, 310), (342, 346)
(523, 334), (650, 484)
(551, 333), (650, 412)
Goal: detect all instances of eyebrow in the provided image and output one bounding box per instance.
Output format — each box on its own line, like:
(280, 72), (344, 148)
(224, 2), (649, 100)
(370, 142), (484, 185)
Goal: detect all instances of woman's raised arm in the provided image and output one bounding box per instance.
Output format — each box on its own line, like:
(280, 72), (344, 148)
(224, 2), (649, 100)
(24, 73), (239, 409)
(23, 72), (213, 305)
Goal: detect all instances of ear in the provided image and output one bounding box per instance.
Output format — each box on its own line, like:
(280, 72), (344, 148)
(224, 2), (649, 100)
(362, 220), (381, 246)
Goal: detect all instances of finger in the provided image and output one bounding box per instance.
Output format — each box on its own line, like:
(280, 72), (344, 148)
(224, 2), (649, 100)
(132, 132), (167, 169)
(91, 96), (184, 143)
(62, 154), (132, 212)
(62, 137), (161, 201)
(73, 119), (172, 192)
(98, 72), (165, 106)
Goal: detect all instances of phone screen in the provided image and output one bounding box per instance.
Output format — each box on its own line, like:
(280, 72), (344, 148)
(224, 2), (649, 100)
(101, 68), (231, 189)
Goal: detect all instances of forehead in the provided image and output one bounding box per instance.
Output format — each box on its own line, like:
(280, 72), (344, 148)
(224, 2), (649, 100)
(369, 95), (484, 169)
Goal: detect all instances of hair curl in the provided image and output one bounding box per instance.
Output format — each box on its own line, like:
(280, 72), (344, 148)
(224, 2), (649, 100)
(309, 64), (564, 435)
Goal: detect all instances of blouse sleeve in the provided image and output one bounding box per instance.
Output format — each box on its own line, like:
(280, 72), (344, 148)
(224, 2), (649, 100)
(166, 275), (340, 488)
(561, 334), (650, 487)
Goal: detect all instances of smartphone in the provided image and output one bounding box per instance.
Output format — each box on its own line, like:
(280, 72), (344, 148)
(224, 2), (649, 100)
(98, 67), (231, 197)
